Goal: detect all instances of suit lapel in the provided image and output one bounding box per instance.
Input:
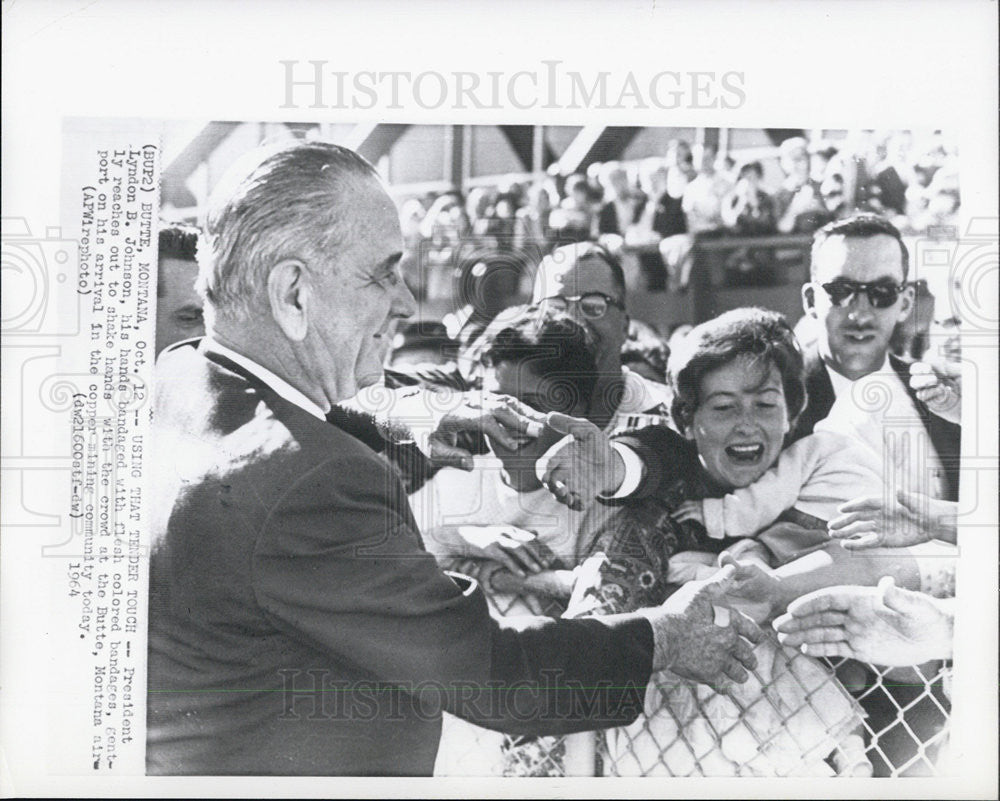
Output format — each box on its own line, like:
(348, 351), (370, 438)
(889, 354), (962, 501)
(792, 346), (836, 441)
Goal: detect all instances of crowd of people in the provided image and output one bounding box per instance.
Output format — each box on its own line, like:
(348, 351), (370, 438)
(392, 130), (961, 302)
(147, 138), (963, 778)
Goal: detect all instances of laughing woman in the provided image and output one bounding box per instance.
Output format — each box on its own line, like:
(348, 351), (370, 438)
(564, 308), (886, 776)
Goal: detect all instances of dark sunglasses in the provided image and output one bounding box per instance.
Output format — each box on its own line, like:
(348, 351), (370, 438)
(542, 292), (625, 319)
(820, 280), (908, 309)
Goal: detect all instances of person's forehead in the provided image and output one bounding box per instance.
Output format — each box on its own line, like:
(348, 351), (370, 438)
(702, 357), (782, 395)
(813, 233), (904, 282)
(534, 251), (618, 299)
(341, 180), (403, 257)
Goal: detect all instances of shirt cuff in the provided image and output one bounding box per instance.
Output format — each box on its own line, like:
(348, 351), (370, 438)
(600, 442), (644, 499)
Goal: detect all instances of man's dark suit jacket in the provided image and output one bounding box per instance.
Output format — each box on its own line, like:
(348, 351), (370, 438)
(146, 341), (653, 776)
(791, 348), (961, 502)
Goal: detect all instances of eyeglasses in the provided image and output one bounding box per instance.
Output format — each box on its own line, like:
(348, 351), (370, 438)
(542, 292), (625, 319)
(819, 280), (908, 309)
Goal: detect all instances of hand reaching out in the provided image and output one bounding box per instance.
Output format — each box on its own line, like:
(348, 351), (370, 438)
(429, 393), (545, 470)
(454, 525), (555, 577)
(538, 412), (624, 511)
(772, 577), (954, 665)
(828, 489), (957, 549)
(647, 563), (764, 686)
(713, 551), (784, 624)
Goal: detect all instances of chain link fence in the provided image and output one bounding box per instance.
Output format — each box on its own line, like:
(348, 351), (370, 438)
(434, 584), (952, 778)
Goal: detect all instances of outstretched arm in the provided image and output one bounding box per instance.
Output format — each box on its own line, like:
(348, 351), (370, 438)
(718, 542), (923, 624)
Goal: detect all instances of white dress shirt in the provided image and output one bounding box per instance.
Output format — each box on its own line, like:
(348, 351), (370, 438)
(816, 356), (949, 500)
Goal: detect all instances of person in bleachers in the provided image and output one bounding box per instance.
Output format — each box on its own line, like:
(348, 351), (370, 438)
(809, 140), (841, 185)
(626, 158), (674, 291)
(665, 138), (697, 199)
(682, 144), (733, 236)
(514, 180), (556, 258)
(548, 174), (596, 244)
(596, 162), (642, 243)
(774, 137), (831, 234)
(721, 160), (777, 235)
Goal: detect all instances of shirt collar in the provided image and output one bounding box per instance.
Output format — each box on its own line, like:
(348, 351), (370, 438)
(826, 354), (893, 397)
(201, 338), (328, 421)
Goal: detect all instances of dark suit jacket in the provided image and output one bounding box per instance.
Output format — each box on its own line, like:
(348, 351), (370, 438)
(147, 341), (653, 776)
(791, 348), (961, 501)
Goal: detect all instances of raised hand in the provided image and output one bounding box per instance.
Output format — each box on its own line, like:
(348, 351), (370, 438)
(429, 393), (546, 470)
(538, 412), (624, 510)
(909, 360), (961, 424)
(772, 577), (954, 665)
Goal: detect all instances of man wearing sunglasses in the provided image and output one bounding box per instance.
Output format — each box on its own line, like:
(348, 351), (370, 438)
(531, 241), (673, 439)
(795, 215), (961, 503)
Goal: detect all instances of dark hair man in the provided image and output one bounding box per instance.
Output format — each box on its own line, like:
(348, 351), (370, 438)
(155, 223), (204, 354)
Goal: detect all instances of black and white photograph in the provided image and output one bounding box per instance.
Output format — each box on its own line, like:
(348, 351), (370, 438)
(142, 120), (965, 779)
(1, 1), (997, 797)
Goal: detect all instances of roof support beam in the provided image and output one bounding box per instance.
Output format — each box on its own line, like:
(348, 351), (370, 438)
(553, 125), (642, 176)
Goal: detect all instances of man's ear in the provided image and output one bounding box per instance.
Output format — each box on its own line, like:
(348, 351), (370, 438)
(896, 283), (915, 324)
(267, 259), (309, 341)
(802, 283), (818, 318)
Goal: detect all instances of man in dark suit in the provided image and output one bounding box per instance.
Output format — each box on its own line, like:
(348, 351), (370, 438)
(563, 215), (961, 507)
(146, 141), (761, 776)
(794, 215), (961, 501)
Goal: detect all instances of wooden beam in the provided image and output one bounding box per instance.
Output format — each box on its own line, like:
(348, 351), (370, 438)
(343, 123), (411, 163)
(553, 126), (643, 176)
(160, 121), (241, 182)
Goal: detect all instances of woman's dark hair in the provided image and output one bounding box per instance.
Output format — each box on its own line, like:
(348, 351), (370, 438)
(485, 308), (598, 414)
(668, 307), (806, 433)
